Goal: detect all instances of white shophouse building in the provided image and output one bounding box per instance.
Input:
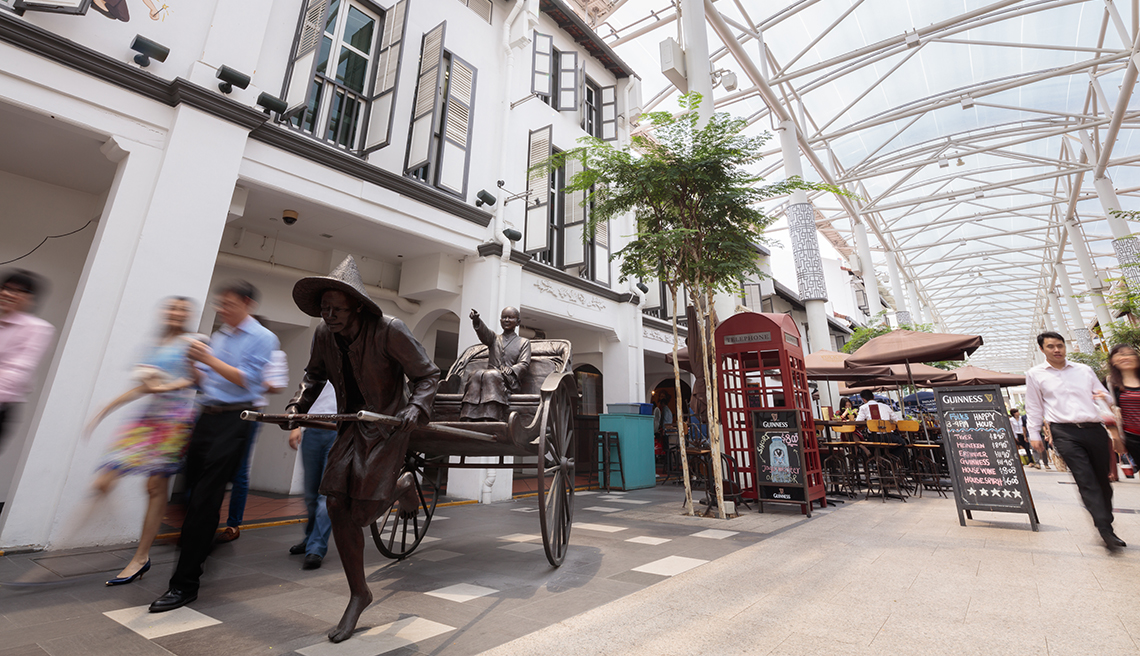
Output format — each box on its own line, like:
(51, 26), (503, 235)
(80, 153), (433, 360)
(0, 0), (884, 552)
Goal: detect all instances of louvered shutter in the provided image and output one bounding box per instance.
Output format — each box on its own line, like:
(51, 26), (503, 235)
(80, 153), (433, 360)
(532, 32), (553, 98)
(563, 158), (587, 267)
(594, 219), (610, 284)
(362, 0), (408, 154)
(600, 85), (617, 141)
(405, 22), (446, 175)
(557, 50), (578, 111)
(436, 55), (477, 198)
(283, 0), (331, 114)
(467, 0), (492, 22)
(577, 64), (587, 129)
(524, 126), (552, 254)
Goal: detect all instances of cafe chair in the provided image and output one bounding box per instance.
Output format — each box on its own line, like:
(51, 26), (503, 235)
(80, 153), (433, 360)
(897, 419), (922, 442)
(864, 420), (909, 501)
(595, 431), (624, 492)
(719, 452), (753, 511)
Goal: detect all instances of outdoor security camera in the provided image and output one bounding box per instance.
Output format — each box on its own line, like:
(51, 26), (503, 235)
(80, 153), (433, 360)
(475, 189), (497, 207)
(130, 35), (169, 67)
(282, 210), (298, 226)
(217, 65), (251, 94)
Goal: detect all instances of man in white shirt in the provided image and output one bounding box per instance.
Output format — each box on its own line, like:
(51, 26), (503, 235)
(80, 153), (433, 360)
(0, 270), (54, 451)
(1026, 331), (1123, 551)
(854, 389), (901, 422)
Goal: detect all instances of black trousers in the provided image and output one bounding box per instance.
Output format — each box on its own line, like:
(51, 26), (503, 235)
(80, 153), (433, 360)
(0, 403), (11, 451)
(1050, 422), (1113, 531)
(169, 409), (252, 593)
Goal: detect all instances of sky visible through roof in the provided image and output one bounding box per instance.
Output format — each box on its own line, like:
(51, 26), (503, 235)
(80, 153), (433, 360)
(593, 0), (1140, 372)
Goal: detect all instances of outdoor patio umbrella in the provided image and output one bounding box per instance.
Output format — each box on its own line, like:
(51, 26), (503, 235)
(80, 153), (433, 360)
(804, 349), (893, 381)
(930, 365), (1025, 387)
(663, 346), (693, 374)
(842, 363), (958, 388)
(845, 330), (982, 440)
(844, 330), (983, 368)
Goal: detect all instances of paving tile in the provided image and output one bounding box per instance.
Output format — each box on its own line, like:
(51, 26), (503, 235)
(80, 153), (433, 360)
(572, 523), (626, 533)
(499, 543), (543, 553)
(425, 583), (499, 603)
(582, 506), (622, 513)
(689, 529), (738, 540)
(624, 536), (671, 545)
(103, 604), (221, 639)
(0, 645), (50, 656)
(296, 617), (456, 656)
(631, 556), (707, 577)
(498, 533), (541, 542)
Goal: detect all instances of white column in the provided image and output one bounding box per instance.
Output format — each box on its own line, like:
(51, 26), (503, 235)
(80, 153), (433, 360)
(1047, 291), (1068, 340)
(886, 255), (910, 326)
(2, 106), (255, 549)
(1065, 222), (1114, 331)
(1056, 264), (1094, 353)
(680, 0), (714, 124)
(906, 280), (921, 326)
(1080, 131), (1140, 290)
(1043, 310), (1055, 332)
(853, 221), (880, 321)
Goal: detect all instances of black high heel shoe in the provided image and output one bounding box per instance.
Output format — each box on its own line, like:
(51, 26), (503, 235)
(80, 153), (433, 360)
(106, 559), (150, 586)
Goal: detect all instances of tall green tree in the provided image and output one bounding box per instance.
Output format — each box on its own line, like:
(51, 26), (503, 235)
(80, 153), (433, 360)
(538, 94), (842, 517)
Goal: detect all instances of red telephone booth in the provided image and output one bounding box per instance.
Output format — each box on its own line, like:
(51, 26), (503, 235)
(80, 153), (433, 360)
(715, 312), (825, 516)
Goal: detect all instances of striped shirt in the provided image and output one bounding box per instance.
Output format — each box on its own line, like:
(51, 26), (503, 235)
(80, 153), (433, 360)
(1115, 386), (1140, 435)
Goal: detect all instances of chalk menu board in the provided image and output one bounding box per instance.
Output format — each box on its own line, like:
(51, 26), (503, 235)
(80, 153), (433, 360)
(753, 410), (806, 502)
(934, 385), (1039, 530)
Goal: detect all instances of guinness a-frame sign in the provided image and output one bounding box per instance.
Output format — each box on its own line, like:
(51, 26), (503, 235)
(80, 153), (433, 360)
(934, 385), (1039, 531)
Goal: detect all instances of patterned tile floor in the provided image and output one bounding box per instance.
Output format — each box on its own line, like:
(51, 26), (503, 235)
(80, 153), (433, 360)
(0, 484), (800, 655)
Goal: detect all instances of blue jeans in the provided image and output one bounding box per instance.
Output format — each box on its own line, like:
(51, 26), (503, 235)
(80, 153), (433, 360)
(226, 422), (259, 528)
(301, 428), (337, 557)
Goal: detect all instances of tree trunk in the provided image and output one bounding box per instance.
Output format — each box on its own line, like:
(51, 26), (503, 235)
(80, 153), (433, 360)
(669, 283), (695, 516)
(697, 287), (725, 517)
(692, 288), (727, 519)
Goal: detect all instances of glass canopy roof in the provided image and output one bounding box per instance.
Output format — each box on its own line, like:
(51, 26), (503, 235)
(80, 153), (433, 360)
(588, 0), (1140, 372)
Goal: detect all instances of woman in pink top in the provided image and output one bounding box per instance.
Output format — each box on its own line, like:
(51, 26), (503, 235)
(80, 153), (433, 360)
(1107, 344), (1140, 470)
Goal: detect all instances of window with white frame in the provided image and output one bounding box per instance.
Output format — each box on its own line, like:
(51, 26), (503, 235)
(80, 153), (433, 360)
(524, 128), (610, 286)
(403, 22), (478, 199)
(282, 0), (408, 155)
(532, 32), (617, 141)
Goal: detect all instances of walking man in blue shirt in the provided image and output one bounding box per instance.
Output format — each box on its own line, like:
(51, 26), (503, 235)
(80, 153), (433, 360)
(150, 280), (279, 612)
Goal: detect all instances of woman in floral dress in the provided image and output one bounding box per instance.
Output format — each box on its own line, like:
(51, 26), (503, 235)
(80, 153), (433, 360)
(86, 297), (201, 585)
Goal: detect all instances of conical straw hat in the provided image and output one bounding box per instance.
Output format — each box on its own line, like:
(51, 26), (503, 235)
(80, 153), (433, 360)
(292, 255), (383, 318)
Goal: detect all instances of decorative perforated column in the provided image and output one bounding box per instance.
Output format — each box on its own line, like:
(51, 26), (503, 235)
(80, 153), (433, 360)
(787, 202), (828, 302)
(1056, 265), (1095, 353)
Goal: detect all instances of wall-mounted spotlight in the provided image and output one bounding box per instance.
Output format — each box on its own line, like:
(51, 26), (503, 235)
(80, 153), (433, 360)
(636, 282), (650, 294)
(130, 35), (169, 68)
(503, 228), (522, 242)
(711, 69), (738, 92)
(217, 65), (251, 94)
(475, 189), (497, 207)
(256, 92), (288, 115)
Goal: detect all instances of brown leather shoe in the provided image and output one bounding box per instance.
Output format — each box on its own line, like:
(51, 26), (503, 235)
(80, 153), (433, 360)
(215, 526), (240, 543)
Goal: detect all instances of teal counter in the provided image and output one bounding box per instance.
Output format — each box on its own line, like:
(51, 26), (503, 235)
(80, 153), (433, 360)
(597, 413), (656, 490)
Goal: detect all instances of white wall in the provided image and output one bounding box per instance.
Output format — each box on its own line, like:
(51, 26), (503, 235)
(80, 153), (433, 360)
(0, 170), (102, 503)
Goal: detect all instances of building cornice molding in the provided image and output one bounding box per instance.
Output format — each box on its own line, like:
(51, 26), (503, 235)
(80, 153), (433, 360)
(522, 258), (636, 304)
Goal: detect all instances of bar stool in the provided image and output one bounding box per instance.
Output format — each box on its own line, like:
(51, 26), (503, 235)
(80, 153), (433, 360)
(865, 419), (908, 501)
(596, 431), (624, 491)
(823, 425), (858, 497)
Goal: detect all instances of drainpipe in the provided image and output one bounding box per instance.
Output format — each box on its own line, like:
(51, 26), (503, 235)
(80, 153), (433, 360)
(480, 0), (526, 506)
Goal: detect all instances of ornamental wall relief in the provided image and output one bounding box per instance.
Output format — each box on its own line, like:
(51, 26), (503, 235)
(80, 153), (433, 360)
(532, 279), (608, 311)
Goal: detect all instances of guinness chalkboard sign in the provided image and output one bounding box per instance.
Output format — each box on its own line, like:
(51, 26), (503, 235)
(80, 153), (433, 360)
(753, 410), (807, 505)
(934, 385), (1039, 531)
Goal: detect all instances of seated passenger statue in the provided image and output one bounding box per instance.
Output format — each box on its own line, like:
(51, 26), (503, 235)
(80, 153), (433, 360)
(461, 307), (531, 421)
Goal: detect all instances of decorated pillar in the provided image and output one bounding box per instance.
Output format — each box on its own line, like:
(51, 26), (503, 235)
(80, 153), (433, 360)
(886, 255), (911, 326)
(852, 221), (880, 321)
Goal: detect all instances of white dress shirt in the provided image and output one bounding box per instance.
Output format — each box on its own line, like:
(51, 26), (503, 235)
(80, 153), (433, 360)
(0, 311), (54, 403)
(855, 400), (901, 422)
(1025, 359), (1107, 441)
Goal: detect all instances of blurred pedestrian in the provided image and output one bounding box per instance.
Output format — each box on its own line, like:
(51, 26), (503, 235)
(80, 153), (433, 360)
(83, 297), (200, 586)
(148, 280), (278, 613)
(1026, 331), (1123, 551)
(216, 337), (288, 543)
(0, 269), (54, 451)
(287, 383), (337, 570)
